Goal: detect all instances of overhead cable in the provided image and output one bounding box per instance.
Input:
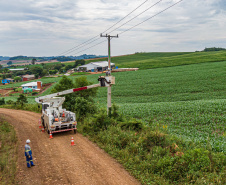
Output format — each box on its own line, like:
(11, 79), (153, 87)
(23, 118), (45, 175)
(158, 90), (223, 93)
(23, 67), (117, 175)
(102, 0), (150, 34)
(57, 0), (150, 56)
(108, 0), (163, 34)
(119, 0), (184, 35)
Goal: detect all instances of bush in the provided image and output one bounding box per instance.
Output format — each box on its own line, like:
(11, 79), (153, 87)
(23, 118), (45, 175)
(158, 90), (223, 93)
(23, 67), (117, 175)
(0, 98), (5, 105)
(119, 118), (143, 131)
(31, 92), (38, 96)
(141, 129), (168, 151)
(6, 100), (14, 104)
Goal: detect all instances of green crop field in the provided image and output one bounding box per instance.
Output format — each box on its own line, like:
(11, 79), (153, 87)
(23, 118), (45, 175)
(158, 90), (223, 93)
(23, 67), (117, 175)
(86, 50), (226, 70)
(1, 52), (225, 184)
(85, 61), (226, 153)
(2, 55), (225, 153)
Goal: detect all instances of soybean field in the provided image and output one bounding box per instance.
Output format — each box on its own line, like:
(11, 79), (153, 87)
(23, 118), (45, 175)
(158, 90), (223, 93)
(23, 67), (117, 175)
(87, 61), (226, 153)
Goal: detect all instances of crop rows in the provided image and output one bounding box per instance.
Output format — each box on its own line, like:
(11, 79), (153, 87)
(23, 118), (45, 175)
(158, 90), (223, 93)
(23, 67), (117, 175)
(88, 61), (226, 153)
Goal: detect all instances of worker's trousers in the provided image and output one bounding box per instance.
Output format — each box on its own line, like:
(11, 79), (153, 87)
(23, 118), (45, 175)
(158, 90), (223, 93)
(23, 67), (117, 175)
(26, 155), (34, 168)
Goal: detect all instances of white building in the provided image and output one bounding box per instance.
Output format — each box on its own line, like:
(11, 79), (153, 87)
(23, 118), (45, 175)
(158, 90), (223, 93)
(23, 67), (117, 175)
(21, 81), (42, 90)
(9, 68), (25, 71)
(77, 61), (115, 72)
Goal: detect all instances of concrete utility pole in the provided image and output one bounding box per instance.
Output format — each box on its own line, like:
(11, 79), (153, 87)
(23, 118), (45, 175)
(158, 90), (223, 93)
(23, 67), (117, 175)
(100, 34), (118, 115)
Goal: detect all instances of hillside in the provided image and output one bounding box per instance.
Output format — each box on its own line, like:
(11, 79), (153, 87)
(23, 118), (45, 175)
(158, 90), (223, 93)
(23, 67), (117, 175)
(86, 51), (226, 69)
(1, 55), (225, 184)
(86, 61), (226, 153)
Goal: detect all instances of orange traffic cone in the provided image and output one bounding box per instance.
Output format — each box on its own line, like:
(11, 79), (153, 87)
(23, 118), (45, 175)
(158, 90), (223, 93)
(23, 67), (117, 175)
(62, 110), (65, 117)
(71, 137), (75, 146)
(39, 120), (42, 129)
(49, 131), (53, 139)
(42, 127), (45, 133)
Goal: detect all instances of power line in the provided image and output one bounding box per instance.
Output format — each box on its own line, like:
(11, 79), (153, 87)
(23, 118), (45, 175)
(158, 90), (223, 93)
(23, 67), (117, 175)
(66, 0), (161, 55)
(108, 0), (163, 34)
(119, 0), (184, 35)
(59, 0), (184, 56)
(58, 35), (99, 56)
(57, 0), (150, 56)
(102, 0), (150, 34)
(73, 39), (107, 55)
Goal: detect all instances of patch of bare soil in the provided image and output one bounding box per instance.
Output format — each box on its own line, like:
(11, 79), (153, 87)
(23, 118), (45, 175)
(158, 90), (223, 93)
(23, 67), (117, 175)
(0, 108), (140, 185)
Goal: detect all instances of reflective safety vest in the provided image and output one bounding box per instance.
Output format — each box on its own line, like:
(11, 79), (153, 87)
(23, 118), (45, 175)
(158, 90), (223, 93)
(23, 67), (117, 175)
(25, 144), (32, 157)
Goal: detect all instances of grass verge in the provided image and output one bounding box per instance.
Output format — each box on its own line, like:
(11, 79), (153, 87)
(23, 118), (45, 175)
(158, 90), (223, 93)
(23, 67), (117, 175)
(0, 117), (17, 185)
(78, 108), (226, 185)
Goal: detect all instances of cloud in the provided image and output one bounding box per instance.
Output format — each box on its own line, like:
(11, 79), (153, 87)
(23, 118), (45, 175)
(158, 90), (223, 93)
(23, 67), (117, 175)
(0, 0), (225, 56)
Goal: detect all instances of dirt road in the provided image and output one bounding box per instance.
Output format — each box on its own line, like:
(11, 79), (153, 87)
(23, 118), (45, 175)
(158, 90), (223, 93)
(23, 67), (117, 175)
(0, 108), (140, 185)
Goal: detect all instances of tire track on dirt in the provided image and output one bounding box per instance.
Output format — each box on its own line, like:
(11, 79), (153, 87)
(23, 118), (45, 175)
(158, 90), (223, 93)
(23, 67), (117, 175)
(0, 108), (140, 185)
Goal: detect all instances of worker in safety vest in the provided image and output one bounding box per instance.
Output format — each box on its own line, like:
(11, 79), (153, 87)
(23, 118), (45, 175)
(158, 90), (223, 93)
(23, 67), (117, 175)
(25, 139), (35, 168)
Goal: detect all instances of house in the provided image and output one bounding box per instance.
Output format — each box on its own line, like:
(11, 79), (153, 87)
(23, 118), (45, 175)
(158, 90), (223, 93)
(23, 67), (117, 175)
(77, 61), (115, 72)
(21, 81), (42, 90)
(22, 74), (35, 81)
(2, 78), (14, 85)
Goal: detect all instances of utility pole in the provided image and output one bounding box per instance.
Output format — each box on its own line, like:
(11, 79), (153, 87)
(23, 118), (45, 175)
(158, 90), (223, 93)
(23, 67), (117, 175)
(100, 33), (118, 115)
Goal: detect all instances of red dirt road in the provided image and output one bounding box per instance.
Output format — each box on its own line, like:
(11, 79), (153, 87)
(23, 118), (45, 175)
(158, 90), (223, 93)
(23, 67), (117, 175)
(0, 108), (140, 185)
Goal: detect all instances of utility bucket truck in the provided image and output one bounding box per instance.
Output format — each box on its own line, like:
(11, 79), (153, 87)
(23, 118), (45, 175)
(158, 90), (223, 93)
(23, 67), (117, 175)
(35, 76), (115, 134)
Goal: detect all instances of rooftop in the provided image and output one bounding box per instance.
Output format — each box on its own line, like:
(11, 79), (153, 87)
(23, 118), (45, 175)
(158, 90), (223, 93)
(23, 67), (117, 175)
(21, 81), (42, 87)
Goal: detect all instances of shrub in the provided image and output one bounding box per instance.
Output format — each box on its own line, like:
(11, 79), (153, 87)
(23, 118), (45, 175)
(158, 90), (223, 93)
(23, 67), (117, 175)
(0, 98), (5, 105)
(141, 129), (168, 151)
(119, 118), (143, 131)
(6, 100), (14, 104)
(31, 91), (38, 96)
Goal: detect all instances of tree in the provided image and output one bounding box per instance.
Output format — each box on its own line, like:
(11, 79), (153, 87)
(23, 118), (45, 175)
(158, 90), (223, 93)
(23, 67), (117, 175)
(49, 69), (58, 75)
(7, 61), (12, 65)
(51, 75), (74, 93)
(51, 76), (98, 120)
(0, 98), (5, 105)
(3, 68), (9, 74)
(74, 59), (85, 68)
(14, 76), (22, 82)
(16, 71), (25, 76)
(31, 66), (43, 76)
(35, 73), (39, 79)
(41, 69), (48, 77)
(17, 94), (28, 106)
(31, 58), (37, 65)
(54, 64), (64, 71)
(65, 64), (73, 71)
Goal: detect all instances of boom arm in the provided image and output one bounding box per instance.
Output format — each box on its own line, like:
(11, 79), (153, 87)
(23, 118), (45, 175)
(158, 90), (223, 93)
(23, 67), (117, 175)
(35, 83), (100, 103)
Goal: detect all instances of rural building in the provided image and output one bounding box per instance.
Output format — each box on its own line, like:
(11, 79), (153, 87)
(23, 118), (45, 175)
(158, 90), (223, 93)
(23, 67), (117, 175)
(2, 78), (14, 85)
(21, 81), (42, 90)
(9, 68), (25, 71)
(22, 74), (35, 81)
(77, 61), (115, 72)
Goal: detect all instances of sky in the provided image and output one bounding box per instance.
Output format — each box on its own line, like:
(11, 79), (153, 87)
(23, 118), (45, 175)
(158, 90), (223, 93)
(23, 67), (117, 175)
(0, 0), (226, 57)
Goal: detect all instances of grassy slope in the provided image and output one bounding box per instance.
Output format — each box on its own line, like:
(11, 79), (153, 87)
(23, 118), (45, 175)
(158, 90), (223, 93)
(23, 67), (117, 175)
(1, 53), (226, 151)
(85, 51), (226, 69)
(0, 118), (17, 184)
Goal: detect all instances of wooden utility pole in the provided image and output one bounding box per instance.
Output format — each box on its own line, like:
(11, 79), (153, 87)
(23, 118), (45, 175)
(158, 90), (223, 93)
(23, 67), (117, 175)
(100, 34), (118, 115)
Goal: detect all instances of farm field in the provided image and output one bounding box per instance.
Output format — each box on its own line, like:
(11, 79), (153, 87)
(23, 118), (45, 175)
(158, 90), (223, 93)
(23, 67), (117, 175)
(1, 58), (225, 153)
(87, 50), (226, 69)
(85, 61), (226, 153)
(1, 54), (225, 184)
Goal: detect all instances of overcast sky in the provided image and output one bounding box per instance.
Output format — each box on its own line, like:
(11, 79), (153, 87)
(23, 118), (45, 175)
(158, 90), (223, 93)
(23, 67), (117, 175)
(0, 0), (225, 57)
